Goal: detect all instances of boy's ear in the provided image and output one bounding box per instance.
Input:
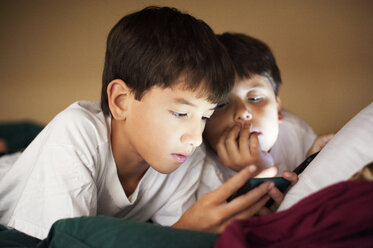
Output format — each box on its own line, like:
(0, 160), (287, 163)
(107, 79), (132, 120)
(276, 96), (283, 122)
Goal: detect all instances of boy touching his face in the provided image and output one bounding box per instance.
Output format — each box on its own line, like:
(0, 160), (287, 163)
(0, 8), (278, 239)
(198, 33), (332, 201)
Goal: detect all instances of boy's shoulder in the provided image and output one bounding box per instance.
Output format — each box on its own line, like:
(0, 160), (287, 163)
(44, 101), (111, 146)
(271, 109), (316, 171)
(55, 101), (106, 123)
(280, 110), (315, 135)
(53, 101), (106, 124)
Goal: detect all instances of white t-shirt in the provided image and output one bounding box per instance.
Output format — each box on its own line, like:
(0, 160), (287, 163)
(0, 101), (204, 239)
(197, 110), (316, 198)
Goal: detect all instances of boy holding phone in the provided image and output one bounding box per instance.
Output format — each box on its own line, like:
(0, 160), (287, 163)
(198, 33), (332, 209)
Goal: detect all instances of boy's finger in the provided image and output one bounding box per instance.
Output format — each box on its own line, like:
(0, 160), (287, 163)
(267, 187), (284, 209)
(217, 127), (231, 146)
(222, 180), (274, 217)
(226, 124), (241, 141)
(225, 124), (241, 159)
(216, 128), (231, 162)
(238, 123), (251, 154)
(211, 165), (257, 202)
(280, 171), (298, 195)
(231, 194), (271, 220)
(249, 132), (261, 155)
(218, 194), (271, 232)
(257, 206), (272, 216)
(282, 171), (298, 186)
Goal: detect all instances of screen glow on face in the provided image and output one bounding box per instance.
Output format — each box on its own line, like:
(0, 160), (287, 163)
(204, 74), (281, 152)
(123, 83), (216, 173)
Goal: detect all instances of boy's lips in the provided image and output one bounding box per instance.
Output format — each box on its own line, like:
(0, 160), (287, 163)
(236, 130), (262, 142)
(171, 153), (190, 164)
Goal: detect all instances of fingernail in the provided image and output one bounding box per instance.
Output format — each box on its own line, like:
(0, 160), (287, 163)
(248, 165), (257, 173)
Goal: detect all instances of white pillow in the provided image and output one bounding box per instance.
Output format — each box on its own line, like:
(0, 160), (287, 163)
(278, 102), (373, 211)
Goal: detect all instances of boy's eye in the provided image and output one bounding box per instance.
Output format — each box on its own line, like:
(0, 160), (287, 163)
(202, 116), (210, 121)
(216, 102), (229, 110)
(248, 97), (263, 102)
(172, 112), (188, 118)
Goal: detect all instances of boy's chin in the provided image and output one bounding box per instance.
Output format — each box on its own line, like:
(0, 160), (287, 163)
(149, 160), (181, 174)
(257, 135), (276, 152)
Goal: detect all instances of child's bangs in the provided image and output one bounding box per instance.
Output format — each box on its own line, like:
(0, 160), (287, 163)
(179, 68), (233, 105)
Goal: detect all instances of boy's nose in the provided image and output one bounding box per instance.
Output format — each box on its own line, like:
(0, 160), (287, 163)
(181, 122), (203, 148)
(234, 100), (252, 125)
(235, 109), (252, 125)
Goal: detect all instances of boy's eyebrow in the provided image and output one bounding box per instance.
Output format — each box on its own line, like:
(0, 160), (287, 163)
(248, 83), (266, 89)
(173, 98), (215, 110)
(243, 84), (268, 92)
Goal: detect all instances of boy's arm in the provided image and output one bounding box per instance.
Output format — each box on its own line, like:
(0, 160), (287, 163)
(173, 165), (274, 234)
(216, 123), (274, 174)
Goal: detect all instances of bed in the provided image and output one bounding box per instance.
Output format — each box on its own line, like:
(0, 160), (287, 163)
(0, 103), (372, 247)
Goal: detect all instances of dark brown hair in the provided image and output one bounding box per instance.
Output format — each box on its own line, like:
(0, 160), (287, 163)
(217, 32), (282, 95)
(101, 6), (234, 116)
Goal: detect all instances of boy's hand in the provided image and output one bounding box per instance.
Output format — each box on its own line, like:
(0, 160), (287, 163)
(173, 165), (274, 234)
(257, 170), (298, 215)
(306, 133), (334, 157)
(216, 123), (274, 174)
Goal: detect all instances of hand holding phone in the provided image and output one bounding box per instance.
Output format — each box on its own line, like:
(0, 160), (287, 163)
(227, 152), (319, 202)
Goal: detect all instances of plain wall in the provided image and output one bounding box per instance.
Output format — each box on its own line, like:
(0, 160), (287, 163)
(0, 0), (372, 134)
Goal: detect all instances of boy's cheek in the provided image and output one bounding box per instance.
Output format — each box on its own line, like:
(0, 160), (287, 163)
(205, 120), (222, 135)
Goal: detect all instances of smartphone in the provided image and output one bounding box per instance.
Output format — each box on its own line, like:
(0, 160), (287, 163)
(226, 152), (319, 203)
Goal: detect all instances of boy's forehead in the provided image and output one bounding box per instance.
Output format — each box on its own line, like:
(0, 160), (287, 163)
(234, 75), (274, 91)
(172, 97), (216, 111)
(167, 78), (217, 106)
(170, 87), (217, 110)
(145, 84), (216, 109)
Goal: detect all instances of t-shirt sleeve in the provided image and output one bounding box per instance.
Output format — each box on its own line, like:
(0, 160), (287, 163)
(8, 144), (98, 239)
(4, 105), (103, 240)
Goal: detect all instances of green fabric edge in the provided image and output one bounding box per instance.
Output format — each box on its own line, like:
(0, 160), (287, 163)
(40, 216), (218, 248)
